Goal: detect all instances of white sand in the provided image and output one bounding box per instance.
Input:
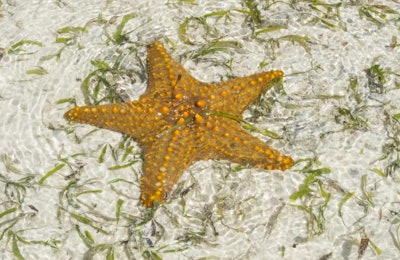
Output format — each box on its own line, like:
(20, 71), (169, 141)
(0, 0), (399, 259)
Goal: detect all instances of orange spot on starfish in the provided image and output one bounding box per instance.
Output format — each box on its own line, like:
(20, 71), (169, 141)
(64, 41), (293, 207)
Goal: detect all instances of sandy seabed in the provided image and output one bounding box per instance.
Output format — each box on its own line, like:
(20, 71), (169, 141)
(0, 1), (400, 259)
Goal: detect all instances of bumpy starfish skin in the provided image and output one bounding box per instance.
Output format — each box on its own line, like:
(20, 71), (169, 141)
(64, 41), (293, 207)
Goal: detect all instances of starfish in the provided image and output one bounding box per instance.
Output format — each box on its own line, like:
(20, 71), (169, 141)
(64, 41), (293, 207)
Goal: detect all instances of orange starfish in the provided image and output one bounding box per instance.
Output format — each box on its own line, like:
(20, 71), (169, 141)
(64, 41), (293, 207)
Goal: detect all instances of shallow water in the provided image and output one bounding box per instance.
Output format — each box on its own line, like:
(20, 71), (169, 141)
(1, 0), (400, 259)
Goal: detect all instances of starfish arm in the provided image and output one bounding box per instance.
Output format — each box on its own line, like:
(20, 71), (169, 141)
(145, 41), (197, 99)
(210, 70), (284, 117)
(64, 101), (166, 141)
(199, 117), (293, 171)
(140, 129), (199, 207)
